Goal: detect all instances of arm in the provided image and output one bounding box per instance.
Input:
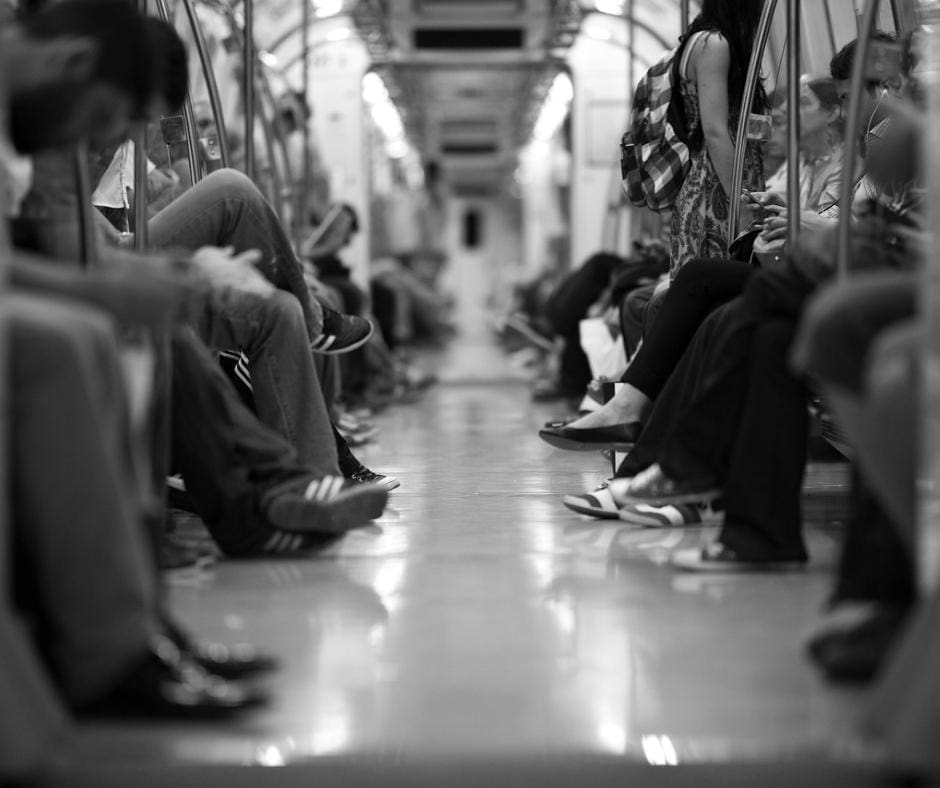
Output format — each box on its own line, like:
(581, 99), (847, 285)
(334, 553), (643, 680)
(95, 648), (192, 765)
(692, 33), (735, 196)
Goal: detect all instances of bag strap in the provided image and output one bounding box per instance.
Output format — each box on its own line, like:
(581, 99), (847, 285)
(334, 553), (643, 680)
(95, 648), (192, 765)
(678, 31), (711, 83)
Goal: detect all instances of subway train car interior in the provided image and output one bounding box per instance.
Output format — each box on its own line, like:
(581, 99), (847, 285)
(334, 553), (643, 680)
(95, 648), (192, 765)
(4, 0), (940, 784)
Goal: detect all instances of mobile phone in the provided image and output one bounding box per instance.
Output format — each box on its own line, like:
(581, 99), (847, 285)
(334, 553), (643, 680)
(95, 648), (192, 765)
(160, 115), (187, 146)
(746, 113), (773, 142)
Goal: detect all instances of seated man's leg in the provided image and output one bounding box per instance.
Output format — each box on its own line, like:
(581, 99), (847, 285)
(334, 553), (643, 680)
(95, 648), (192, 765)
(9, 294), (158, 707)
(170, 329), (387, 556)
(147, 168), (322, 339)
(195, 287), (338, 472)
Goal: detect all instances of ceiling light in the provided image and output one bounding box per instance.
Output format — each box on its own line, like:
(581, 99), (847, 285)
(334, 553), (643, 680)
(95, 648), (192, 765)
(312, 0), (344, 18)
(594, 0), (625, 14)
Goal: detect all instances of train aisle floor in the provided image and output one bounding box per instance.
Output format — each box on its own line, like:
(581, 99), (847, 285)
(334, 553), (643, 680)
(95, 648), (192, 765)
(54, 336), (881, 777)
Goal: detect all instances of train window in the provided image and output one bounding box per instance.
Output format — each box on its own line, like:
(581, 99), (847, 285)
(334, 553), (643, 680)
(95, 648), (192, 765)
(462, 207), (483, 249)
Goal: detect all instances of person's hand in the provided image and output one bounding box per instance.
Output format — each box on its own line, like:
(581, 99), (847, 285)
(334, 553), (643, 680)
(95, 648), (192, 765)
(190, 246), (275, 297)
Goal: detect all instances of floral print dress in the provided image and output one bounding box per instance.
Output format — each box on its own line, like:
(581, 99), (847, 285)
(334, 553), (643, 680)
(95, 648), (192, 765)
(668, 33), (764, 277)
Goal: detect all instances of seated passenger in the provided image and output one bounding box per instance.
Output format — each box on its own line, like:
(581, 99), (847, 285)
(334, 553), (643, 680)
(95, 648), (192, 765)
(6, 0), (390, 552)
(11, 7), (384, 487)
(552, 79), (843, 474)
(603, 73), (921, 571)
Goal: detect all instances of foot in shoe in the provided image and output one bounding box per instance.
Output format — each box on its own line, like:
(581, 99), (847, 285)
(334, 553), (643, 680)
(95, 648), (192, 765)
(348, 466), (401, 491)
(618, 498), (724, 528)
(80, 635), (267, 718)
(608, 463), (721, 506)
(266, 475), (388, 535)
(310, 308), (374, 354)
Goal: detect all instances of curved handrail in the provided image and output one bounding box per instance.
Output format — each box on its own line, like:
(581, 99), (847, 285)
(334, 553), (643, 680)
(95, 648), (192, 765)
(727, 0), (778, 245)
(154, 0), (201, 187)
(836, 0), (881, 279)
(179, 0), (231, 168)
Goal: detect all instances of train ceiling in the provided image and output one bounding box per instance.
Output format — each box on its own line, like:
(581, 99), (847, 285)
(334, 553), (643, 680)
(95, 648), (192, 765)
(253, 0), (695, 190)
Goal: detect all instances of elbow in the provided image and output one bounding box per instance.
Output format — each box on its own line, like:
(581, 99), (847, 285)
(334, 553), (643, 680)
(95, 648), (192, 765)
(702, 125), (730, 149)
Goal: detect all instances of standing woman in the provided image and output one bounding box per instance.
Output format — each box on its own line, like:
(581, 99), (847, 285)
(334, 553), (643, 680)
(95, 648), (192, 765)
(669, 0), (767, 274)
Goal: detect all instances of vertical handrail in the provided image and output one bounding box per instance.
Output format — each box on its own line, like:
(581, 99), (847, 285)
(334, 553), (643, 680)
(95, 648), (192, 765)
(156, 0), (202, 186)
(243, 0), (256, 180)
(179, 0), (230, 168)
(680, 0), (691, 34)
(786, 0), (801, 250)
(254, 63), (287, 215)
(836, 0), (881, 279)
(300, 0), (312, 246)
(727, 0), (779, 244)
(72, 142), (98, 267)
(133, 0), (149, 251)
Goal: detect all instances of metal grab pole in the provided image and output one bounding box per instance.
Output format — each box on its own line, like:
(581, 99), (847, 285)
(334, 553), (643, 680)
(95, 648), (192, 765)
(300, 0), (312, 244)
(680, 0), (691, 34)
(132, 128), (149, 250)
(179, 0), (230, 168)
(243, 0), (256, 180)
(836, 0), (880, 279)
(72, 141), (98, 267)
(727, 0), (778, 245)
(153, 0), (200, 186)
(132, 0), (148, 250)
(785, 0), (801, 251)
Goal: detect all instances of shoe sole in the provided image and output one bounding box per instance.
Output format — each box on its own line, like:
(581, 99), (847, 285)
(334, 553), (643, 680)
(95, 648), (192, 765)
(670, 552), (807, 573)
(313, 323), (374, 355)
(618, 504), (724, 528)
(538, 431), (635, 452)
(562, 497), (620, 519)
(615, 488), (722, 507)
(267, 485), (388, 535)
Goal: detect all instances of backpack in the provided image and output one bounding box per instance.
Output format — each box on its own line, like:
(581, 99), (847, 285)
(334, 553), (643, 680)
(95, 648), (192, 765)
(620, 37), (697, 212)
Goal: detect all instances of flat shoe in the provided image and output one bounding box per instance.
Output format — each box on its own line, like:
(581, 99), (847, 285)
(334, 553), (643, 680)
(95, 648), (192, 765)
(671, 542), (807, 573)
(538, 421), (641, 452)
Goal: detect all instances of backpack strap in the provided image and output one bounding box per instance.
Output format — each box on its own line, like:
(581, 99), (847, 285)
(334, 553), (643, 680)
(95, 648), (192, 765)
(678, 30), (712, 83)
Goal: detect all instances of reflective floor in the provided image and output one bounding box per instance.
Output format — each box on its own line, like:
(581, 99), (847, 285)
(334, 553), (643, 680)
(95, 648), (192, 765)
(62, 323), (874, 773)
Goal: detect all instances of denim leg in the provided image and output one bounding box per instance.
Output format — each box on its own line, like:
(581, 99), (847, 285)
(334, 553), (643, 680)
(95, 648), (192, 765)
(169, 329), (320, 556)
(147, 168), (322, 339)
(194, 287), (338, 474)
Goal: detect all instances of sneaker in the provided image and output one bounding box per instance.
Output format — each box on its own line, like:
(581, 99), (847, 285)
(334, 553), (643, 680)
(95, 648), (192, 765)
(608, 463), (721, 507)
(310, 308), (374, 354)
(562, 482), (620, 519)
(348, 467), (401, 491)
(265, 475), (388, 535)
(618, 499), (724, 528)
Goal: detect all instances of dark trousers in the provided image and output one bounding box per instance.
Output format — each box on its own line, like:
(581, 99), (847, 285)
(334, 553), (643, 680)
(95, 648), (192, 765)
(619, 267), (816, 560)
(544, 253), (625, 393)
(622, 258), (752, 397)
(170, 328), (316, 556)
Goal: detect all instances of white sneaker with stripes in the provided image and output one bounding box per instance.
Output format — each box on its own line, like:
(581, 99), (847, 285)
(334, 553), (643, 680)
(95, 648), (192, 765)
(617, 499), (724, 528)
(562, 482), (620, 519)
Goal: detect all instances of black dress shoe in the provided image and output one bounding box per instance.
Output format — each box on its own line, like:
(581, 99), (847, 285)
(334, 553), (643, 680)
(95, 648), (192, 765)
(81, 636), (268, 718)
(538, 421), (642, 451)
(164, 619), (279, 680)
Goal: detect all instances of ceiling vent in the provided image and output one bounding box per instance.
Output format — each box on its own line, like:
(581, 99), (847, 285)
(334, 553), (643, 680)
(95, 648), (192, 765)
(413, 28), (525, 49)
(440, 142), (500, 155)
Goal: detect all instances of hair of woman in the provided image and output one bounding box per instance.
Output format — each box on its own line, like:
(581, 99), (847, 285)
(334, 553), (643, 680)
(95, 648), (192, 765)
(685, 0), (766, 112)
